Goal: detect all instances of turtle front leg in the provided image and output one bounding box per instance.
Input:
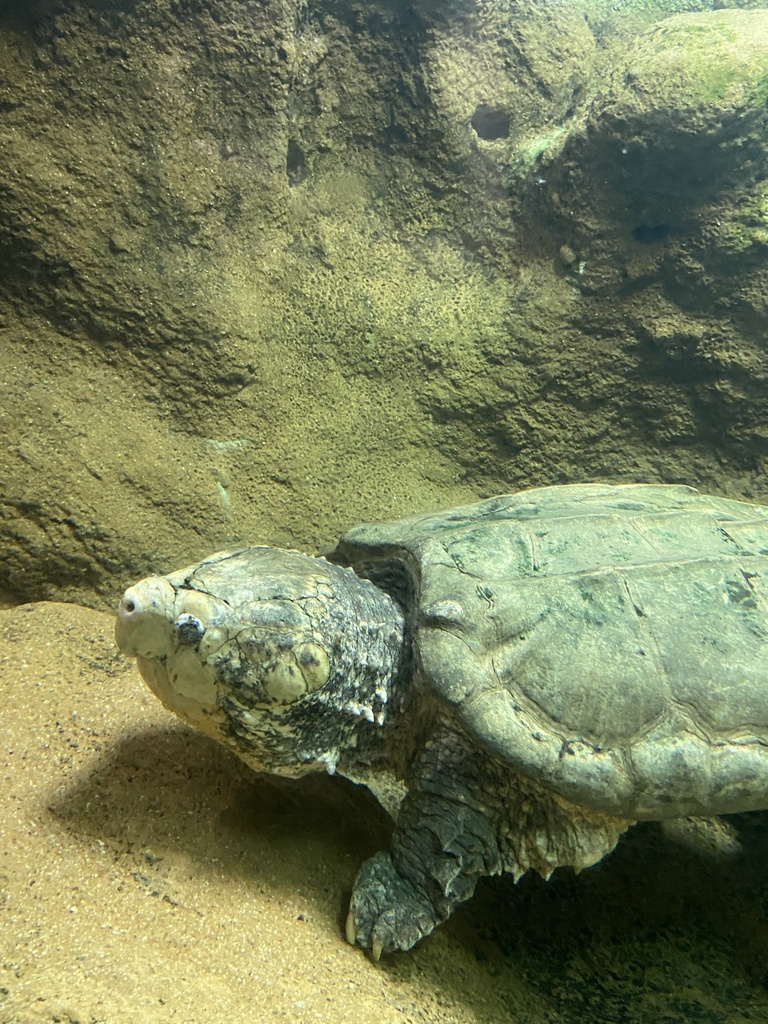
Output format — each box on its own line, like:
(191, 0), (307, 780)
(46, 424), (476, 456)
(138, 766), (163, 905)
(346, 735), (503, 956)
(345, 716), (633, 956)
(345, 849), (440, 958)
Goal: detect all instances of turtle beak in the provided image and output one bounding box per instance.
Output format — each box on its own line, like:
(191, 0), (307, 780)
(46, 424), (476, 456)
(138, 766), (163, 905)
(115, 577), (176, 659)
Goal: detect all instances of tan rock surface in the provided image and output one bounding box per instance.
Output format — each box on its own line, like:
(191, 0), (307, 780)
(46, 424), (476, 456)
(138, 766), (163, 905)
(5, 1), (768, 614)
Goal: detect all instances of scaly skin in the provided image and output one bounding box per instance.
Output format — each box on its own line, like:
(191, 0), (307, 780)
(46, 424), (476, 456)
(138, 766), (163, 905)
(345, 715), (503, 956)
(346, 714), (631, 956)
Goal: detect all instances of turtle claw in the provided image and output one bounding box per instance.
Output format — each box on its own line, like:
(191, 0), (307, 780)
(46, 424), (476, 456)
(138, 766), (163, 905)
(346, 905), (385, 958)
(345, 904), (385, 960)
(346, 851), (439, 956)
(344, 908), (357, 947)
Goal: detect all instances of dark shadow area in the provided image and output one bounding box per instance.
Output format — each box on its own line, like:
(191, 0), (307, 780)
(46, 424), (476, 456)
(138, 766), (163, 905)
(0, 0), (64, 31)
(454, 813), (768, 1023)
(50, 726), (392, 897)
(471, 104), (511, 141)
(0, 0), (138, 33)
(632, 223), (671, 245)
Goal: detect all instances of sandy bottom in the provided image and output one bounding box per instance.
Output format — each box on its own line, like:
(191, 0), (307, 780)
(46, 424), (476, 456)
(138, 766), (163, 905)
(4, 602), (768, 1024)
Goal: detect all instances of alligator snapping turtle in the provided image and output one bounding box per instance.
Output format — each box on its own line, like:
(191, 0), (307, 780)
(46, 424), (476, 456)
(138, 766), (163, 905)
(115, 482), (768, 956)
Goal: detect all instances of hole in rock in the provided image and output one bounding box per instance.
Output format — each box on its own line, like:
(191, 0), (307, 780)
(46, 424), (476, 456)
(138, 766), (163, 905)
(471, 105), (510, 141)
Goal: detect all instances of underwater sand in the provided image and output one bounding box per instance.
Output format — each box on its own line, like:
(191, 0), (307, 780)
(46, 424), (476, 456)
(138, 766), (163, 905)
(3, 602), (768, 1024)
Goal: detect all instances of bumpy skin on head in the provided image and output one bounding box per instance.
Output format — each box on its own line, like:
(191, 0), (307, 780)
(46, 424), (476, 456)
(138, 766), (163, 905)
(115, 547), (407, 779)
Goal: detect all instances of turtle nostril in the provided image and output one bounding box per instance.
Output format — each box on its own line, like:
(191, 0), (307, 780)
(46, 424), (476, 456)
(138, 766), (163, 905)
(118, 590), (142, 620)
(115, 577), (176, 658)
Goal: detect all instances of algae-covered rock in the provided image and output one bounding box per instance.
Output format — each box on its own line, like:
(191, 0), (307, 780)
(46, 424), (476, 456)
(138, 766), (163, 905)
(530, 10), (768, 484)
(0, 0), (497, 605)
(424, 0), (595, 147)
(598, 8), (768, 131)
(2, 0), (768, 613)
(545, 8), (768, 288)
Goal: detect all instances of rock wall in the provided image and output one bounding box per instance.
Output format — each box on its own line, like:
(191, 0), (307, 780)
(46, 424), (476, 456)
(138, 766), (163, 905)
(1, 0), (767, 605)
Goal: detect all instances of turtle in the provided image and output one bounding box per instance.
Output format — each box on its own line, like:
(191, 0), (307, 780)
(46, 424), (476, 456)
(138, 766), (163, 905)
(114, 482), (768, 957)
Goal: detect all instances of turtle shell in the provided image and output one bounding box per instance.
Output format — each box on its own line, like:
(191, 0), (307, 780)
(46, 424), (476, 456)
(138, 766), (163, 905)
(332, 483), (768, 820)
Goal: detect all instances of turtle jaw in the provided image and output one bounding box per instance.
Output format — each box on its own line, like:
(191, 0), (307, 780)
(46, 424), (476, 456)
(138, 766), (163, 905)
(116, 576), (228, 733)
(135, 651), (228, 742)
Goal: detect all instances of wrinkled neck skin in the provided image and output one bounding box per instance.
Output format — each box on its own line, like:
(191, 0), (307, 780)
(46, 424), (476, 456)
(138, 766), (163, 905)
(116, 548), (411, 789)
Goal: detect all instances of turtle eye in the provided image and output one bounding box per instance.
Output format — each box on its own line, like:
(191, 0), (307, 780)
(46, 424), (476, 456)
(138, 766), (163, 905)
(174, 613), (206, 646)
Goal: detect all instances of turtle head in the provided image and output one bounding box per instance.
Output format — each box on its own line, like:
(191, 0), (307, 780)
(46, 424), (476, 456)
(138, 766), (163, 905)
(115, 547), (406, 778)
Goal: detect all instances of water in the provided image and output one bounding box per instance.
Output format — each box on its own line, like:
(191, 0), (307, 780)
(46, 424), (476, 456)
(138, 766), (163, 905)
(2, 0), (768, 1019)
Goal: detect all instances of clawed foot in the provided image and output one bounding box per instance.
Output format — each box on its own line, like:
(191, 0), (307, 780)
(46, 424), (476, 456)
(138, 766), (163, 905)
(345, 851), (439, 959)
